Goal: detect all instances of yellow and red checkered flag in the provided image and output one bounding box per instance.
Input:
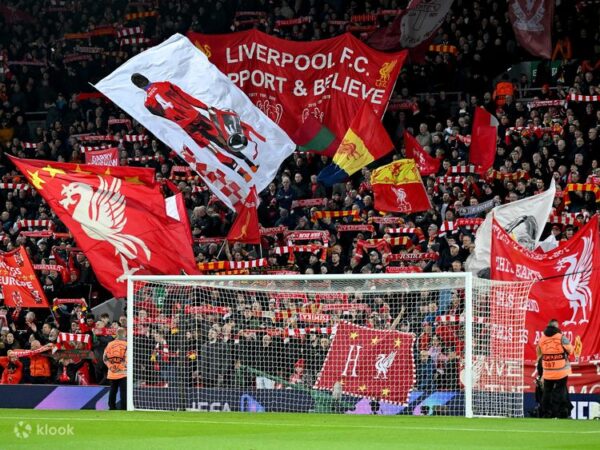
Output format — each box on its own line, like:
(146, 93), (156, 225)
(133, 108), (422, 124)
(314, 321), (415, 405)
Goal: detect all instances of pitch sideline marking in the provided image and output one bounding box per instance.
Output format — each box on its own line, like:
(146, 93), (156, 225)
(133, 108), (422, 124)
(0, 415), (598, 435)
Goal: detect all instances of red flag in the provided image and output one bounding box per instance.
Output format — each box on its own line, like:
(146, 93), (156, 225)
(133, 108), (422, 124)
(314, 321), (415, 405)
(491, 215), (600, 363)
(0, 246), (49, 308)
(370, 159), (432, 213)
(367, 0), (455, 51)
(85, 147), (119, 166)
(508, 0), (554, 59)
(226, 186), (260, 244)
(469, 107), (499, 173)
(403, 131), (440, 176)
(9, 156), (198, 297)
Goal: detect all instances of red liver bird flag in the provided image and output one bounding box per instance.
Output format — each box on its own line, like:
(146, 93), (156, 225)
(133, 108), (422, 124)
(508, 0), (554, 59)
(314, 321), (415, 405)
(469, 107), (499, 173)
(227, 186), (260, 244)
(403, 131), (440, 175)
(0, 246), (49, 308)
(9, 156), (198, 297)
(491, 215), (600, 362)
(370, 159), (432, 213)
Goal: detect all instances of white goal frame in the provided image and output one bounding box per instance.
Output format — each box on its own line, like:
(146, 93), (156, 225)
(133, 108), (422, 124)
(126, 272), (483, 416)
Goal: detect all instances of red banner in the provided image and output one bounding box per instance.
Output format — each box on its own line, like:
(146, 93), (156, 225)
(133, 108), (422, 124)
(404, 131), (440, 176)
(10, 157), (198, 298)
(0, 247), (49, 308)
(491, 215), (600, 362)
(188, 30), (407, 155)
(314, 321), (415, 405)
(508, 0), (554, 59)
(85, 147), (119, 167)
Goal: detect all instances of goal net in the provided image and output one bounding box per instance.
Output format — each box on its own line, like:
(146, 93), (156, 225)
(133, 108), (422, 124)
(126, 274), (532, 417)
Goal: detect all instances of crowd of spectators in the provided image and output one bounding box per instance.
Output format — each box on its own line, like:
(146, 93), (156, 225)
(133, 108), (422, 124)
(0, 0), (600, 389)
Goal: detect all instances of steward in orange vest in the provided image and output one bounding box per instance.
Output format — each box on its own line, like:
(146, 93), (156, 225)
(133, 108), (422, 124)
(103, 328), (127, 410)
(493, 75), (514, 107)
(536, 319), (574, 418)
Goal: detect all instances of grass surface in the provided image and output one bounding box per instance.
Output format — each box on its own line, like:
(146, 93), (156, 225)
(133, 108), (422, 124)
(0, 409), (598, 449)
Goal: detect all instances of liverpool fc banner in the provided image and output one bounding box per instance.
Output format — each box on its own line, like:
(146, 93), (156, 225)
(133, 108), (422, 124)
(95, 33), (295, 210)
(188, 30), (407, 155)
(0, 246), (49, 308)
(491, 215), (600, 362)
(314, 321), (415, 405)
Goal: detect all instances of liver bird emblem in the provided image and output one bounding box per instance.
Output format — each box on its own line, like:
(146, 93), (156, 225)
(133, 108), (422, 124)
(555, 231), (593, 326)
(375, 351), (397, 379)
(59, 176), (151, 283)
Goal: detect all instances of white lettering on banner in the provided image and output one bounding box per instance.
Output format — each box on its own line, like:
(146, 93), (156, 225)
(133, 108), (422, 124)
(484, 359), (522, 378)
(226, 44), (336, 70)
(526, 298), (539, 312)
(490, 324), (513, 342)
(515, 264), (541, 280)
(341, 345), (362, 377)
(229, 71), (287, 92)
(313, 73), (385, 103)
(494, 256), (514, 274)
(570, 385), (600, 395)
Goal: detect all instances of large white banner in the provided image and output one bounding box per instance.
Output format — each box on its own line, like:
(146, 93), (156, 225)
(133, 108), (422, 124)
(466, 178), (555, 275)
(95, 33), (295, 210)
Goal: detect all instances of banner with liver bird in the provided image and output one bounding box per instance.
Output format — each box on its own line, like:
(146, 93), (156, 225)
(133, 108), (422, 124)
(314, 321), (415, 405)
(9, 156), (198, 297)
(491, 215), (600, 362)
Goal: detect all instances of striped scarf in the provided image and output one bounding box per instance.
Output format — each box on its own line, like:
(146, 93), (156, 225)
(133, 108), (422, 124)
(197, 258), (268, 271)
(563, 183), (600, 205)
(311, 210), (360, 222)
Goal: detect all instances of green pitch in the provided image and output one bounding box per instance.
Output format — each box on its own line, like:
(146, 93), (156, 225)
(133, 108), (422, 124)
(0, 409), (598, 450)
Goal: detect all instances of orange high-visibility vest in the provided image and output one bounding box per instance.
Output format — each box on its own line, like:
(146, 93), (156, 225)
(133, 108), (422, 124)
(493, 82), (514, 106)
(538, 333), (574, 380)
(104, 340), (127, 380)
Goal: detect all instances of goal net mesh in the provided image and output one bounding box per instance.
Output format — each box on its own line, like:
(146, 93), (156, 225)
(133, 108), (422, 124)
(127, 275), (532, 417)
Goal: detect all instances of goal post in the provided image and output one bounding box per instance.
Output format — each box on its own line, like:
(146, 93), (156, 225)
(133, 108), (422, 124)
(126, 273), (532, 417)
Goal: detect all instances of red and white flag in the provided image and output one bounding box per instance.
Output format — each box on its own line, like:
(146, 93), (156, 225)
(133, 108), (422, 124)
(469, 107), (499, 173)
(0, 246), (49, 308)
(491, 215), (600, 362)
(226, 186), (261, 244)
(508, 0), (554, 59)
(314, 321), (415, 405)
(95, 33), (295, 211)
(10, 156), (198, 297)
(403, 131), (440, 176)
(85, 147), (119, 166)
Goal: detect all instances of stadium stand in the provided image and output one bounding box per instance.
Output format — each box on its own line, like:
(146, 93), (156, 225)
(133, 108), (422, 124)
(0, 0), (599, 395)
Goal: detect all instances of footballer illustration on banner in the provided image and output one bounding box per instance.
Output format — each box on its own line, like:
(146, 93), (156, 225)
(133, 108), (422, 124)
(95, 34), (296, 210)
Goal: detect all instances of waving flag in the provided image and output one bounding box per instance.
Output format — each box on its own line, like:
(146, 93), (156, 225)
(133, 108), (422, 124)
(227, 186), (261, 244)
(318, 103), (394, 186)
(508, 0), (554, 59)
(469, 107), (499, 173)
(491, 215), (600, 362)
(367, 0), (455, 51)
(466, 179), (555, 275)
(0, 246), (49, 308)
(370, 159), (431, 213)
(95, 33), (295, 211)
(404, 131), (440, 175)
(9, 156), (198, 297)
(314, 321), (415, 405)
